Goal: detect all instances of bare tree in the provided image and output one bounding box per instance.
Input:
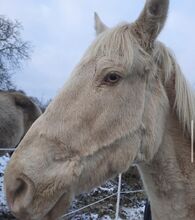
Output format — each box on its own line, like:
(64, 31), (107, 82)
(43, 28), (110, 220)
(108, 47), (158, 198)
(0, 16), (31, 89)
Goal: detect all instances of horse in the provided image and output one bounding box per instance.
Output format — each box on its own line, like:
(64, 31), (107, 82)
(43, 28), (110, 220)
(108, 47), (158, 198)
(0, 90), (42, 155)
(4, 0), (195, 219)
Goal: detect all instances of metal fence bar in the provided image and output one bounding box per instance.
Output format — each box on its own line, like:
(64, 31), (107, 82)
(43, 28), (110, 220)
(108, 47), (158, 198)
(191, 120), (194, 163)
(0, 148), (15, 151)
(115, 173), (122, 220)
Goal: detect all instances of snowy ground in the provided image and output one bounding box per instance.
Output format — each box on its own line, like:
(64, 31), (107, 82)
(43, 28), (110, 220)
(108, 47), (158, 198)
(0, 155), (146, 219)
(0, 155), (10, 213)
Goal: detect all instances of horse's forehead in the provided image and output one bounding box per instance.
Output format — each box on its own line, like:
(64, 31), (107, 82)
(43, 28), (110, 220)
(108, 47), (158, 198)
(95, 56), (130, 73)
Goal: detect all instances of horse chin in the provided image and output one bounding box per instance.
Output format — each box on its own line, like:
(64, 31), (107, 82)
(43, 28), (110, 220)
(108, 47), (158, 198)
(42, 192), (72, 220)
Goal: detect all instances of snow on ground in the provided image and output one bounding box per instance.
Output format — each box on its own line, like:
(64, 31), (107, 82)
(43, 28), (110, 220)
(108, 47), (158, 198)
(122, 204), (145, 220)
(0, 155), (145, 219)
(0, 155), (10, 213)
(69, 205), (144, 220)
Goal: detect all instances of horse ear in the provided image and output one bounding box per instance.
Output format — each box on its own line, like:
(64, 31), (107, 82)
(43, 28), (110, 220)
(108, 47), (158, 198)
(132, 0), (169, 50)
(13, 93), (35, 109)
(94, 12), (108, 35)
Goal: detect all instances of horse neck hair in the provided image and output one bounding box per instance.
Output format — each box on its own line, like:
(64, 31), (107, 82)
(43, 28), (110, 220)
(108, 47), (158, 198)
(152, 41), (195, 135)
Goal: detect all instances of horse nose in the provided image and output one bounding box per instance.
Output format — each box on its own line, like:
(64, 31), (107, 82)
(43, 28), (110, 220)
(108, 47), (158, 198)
(5, 174), (35, 216)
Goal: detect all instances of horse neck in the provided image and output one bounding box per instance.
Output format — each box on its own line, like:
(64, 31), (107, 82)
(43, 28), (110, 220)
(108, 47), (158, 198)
(138, 73), (195, 220)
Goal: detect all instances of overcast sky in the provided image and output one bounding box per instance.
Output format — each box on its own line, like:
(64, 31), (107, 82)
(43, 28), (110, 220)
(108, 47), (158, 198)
(0, 0), (195, 101)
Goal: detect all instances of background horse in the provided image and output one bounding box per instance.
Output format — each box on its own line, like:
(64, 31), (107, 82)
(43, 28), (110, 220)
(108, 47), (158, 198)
(4, 0), (195, 219)
(0, 91), (42, 155)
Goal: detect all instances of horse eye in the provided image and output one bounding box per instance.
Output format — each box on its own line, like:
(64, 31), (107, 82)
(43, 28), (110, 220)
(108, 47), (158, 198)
(103, 72), (121, 85)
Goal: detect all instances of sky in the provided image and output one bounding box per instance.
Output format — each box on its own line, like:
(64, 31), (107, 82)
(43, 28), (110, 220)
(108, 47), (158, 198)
(0, 0), (195, 101)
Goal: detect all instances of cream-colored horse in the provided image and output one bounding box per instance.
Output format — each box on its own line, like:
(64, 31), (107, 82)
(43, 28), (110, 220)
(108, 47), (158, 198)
(0, 91), (42, 155)
(4, 0), (195, 219)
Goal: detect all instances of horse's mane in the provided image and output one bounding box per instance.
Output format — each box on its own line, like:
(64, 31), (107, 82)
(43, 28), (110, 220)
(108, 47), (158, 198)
(152, 42), (195, 135)
(85, 23), (195, 135)
(85, 23), (149, 69)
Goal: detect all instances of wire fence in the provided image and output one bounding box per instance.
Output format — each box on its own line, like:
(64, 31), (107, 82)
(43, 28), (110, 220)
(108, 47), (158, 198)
(0, 148), (15, 151)
(0, 147), (145, 219)
(59, 189), (145, 219)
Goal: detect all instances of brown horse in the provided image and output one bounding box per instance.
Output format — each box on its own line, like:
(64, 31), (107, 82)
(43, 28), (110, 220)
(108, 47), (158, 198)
(4, 0), (195, 219)
(0, 91), (42, 155)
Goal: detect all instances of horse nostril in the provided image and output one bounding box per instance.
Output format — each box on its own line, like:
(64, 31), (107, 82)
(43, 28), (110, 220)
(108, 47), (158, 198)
(14, 178), (28, 203)
(6, 174), (35, 214)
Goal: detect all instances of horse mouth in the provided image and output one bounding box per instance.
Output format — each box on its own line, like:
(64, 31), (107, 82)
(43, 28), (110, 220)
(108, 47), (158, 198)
(43, 192), (71, 220)
(9, 192), (70, 220)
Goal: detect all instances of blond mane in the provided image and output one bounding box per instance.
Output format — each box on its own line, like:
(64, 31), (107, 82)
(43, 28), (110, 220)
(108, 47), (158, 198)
(84, 24), (150, 70)
(152, 42), (195, 135)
